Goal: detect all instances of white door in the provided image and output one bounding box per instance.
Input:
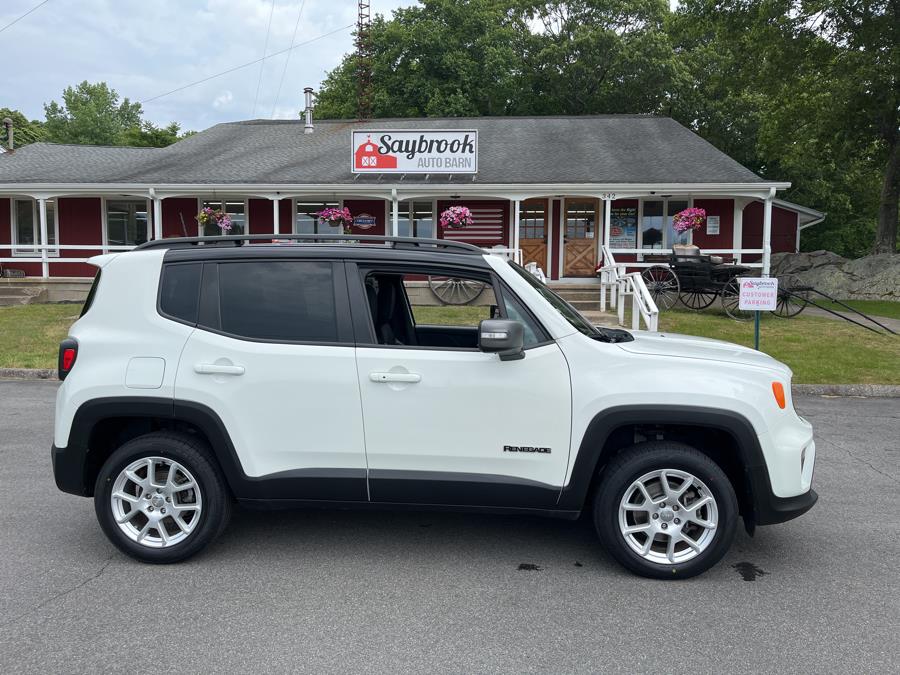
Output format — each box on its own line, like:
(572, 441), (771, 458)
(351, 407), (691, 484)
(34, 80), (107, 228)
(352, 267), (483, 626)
(174, 259), (367, 501)
(353, 269), (572, 508)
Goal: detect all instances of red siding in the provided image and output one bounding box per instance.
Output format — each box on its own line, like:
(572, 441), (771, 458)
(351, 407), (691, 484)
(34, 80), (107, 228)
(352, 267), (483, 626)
(692, 199), (734, 261)
(248, 198), (272, 235)
(162, 198), (198, 238)
(280, 198), (293, 233)
(344, 199), (387, 236)
(435, 199), (510, 246)
(742, 202), (799, 262)
(54, 197), (102, 277)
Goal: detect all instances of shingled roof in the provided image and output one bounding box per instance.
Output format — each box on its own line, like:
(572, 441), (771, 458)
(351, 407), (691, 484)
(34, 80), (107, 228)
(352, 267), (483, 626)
(0, 115), (767, 186)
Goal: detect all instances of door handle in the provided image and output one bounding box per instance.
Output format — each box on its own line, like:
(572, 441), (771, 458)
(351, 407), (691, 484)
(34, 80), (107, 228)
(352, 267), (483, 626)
(194, 363), (245, 376)
(369, 372), (421, 384)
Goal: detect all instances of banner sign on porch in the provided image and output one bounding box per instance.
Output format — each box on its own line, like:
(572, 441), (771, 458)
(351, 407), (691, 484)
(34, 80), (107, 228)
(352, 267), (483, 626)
(352, 213), (377, 229)
(352, 131), (478, 174)
(609, 205), (638, 248)
(738, 277), (778, 311)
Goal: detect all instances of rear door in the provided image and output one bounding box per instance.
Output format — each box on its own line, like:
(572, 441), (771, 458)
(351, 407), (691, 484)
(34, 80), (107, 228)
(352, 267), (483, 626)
(349, 263), (572, 508)
(173, 258), (367, 501)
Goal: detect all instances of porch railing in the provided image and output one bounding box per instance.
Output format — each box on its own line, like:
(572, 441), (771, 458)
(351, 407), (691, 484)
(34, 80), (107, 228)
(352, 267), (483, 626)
(600, 245), (659, 332)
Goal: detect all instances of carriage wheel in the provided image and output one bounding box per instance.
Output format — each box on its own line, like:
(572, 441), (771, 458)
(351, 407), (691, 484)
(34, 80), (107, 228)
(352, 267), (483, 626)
(721, 278), (753, 321)
(640, 266), (680, 311)
(427, 276), (486, 305)
(772, 273), (809, 318)
(679, 289), (718, 311)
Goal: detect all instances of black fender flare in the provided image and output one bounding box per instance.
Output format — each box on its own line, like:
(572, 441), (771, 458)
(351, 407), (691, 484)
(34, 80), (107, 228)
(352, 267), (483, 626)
(558, 405), (771, 524)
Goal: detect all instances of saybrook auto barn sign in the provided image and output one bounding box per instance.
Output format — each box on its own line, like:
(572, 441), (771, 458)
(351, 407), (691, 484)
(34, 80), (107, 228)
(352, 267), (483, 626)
(352, 130), (478, 174)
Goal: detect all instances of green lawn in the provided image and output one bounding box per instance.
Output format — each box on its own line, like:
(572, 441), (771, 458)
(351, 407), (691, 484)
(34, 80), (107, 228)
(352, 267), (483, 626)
(0, 304), (83, 369)
(2, 302), (899, 384)
(809, 299), (900, 321)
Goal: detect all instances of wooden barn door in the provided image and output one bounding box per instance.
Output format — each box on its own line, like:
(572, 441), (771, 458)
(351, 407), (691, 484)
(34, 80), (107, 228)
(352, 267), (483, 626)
(563, 199), (599, 277)
(519, 199), (548, 272)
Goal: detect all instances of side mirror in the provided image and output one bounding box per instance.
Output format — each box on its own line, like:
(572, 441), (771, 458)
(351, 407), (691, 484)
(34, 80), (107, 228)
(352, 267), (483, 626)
(479, 319), (525, 361)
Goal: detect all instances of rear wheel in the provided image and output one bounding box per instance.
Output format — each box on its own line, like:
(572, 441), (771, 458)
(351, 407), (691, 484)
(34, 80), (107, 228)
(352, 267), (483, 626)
(679, 289), (718, 311)
(593, 443), (738, 579)
(641, 266), (680, 311)
(772, 273), (809, 318)
(94, 431), (231, 563)
(721, 278), (754, 321)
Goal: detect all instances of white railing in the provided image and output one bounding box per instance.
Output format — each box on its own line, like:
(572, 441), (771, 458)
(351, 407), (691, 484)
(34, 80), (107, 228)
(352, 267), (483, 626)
(617, 272), (659, 332)
(598, 244), (624, 312)
(483, 246), (522, 264)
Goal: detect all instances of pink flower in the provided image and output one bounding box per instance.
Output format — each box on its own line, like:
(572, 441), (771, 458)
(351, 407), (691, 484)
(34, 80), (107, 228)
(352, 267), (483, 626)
(439, 205), (474, 229)
(673, 207), (706, 233)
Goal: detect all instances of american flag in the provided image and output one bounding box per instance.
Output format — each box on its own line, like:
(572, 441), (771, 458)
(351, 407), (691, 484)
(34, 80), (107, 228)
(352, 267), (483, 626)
(441, 206), (506, 244)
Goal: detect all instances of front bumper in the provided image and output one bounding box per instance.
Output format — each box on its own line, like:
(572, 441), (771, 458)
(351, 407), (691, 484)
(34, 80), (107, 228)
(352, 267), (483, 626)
(749, 464), (818, 526)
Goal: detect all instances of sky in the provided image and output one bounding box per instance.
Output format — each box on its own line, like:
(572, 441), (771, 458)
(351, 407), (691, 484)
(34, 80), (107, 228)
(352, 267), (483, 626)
(1, 0), (416, 132)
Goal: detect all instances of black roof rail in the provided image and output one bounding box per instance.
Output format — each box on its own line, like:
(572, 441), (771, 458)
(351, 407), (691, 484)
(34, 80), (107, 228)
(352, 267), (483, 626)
(134, 233), (485, 255)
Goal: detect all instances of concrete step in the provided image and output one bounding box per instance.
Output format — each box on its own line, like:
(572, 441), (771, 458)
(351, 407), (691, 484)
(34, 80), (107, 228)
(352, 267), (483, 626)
(0, 287), (47, 306)
(567, 300), (604, 311)
(553, 290), (602, 301)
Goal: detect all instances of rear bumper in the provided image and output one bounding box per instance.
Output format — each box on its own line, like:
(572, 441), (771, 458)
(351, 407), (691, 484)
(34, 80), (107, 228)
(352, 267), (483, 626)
(750, 465), (818, 526)
(51, 444), (90, 497)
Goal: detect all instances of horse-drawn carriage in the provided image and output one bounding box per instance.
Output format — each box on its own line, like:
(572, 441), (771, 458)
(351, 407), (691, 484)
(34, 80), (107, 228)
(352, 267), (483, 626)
(640, 246), (808, 320)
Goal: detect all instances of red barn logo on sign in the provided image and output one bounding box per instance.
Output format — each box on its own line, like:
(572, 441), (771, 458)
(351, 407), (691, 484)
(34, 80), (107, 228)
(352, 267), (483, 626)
(354, 135), (397, 170)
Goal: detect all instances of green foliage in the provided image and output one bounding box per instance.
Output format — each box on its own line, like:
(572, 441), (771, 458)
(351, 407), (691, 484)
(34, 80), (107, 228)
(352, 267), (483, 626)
(0, 107), (44, 147)
(40, 81), (190, 148)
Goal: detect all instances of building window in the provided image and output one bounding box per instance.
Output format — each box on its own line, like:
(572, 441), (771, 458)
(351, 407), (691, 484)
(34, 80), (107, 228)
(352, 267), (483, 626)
(295, 201), (340, 234)
(105, 199), (149, 248)
(398, 201), (434, 238)
(519, 201), (546, 240)
(11, 199), (58, 256)
(642, 199), (690, 250)
(200, 199), (246, 236)
(565, 201), (596, 240)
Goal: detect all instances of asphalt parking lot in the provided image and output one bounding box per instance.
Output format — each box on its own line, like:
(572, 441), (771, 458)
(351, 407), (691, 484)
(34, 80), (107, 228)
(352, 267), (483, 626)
(1, 381), (898, 673)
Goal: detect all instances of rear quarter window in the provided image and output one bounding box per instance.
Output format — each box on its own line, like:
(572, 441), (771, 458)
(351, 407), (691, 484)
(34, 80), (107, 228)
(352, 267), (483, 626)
(159, 263), (202, 324)
(79, 270), (102, 317)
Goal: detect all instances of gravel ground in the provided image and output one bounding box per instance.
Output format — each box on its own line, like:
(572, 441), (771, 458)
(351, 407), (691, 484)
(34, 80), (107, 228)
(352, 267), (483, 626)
(0, 382), (897, 673)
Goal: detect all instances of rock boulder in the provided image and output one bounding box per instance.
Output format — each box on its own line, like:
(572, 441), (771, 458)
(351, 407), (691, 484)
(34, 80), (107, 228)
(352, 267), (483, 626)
(769, 251), (900, 301)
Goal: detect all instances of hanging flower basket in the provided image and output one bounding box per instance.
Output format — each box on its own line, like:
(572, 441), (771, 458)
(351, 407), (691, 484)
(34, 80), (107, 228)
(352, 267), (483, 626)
(317, 206), (354, 234)
(439, 206), (474, 230)
(672, 207), (706, 234)
(196, 207), (232, 234)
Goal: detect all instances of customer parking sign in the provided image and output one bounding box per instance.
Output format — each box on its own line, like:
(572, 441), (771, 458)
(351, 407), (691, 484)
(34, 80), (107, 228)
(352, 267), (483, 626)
(738, 277), (778, 311)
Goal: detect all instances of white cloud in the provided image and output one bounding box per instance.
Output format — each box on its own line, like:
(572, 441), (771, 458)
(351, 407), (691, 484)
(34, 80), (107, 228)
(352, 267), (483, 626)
(212, 90), (234, 109)
(1, 0), (419, 131)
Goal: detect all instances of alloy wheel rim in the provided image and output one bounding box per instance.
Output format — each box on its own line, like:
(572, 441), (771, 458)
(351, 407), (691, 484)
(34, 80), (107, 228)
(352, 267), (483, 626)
(618, 468), (718, 565)
(110, 457), (203, 548)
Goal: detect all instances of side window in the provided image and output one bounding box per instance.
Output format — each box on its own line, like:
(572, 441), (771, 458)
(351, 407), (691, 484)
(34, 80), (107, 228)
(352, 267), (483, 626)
(499, 286), (546, 347)
(217, 261), (338, 342)
(407, 274), (497, 328)
(159, 263), (201, 324)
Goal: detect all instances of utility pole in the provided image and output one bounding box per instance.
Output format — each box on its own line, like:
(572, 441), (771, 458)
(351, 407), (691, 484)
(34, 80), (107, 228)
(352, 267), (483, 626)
(357, 0), (373, 121)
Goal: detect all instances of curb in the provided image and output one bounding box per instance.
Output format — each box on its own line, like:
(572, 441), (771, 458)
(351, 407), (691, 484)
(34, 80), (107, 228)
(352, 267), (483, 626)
(2, 368), (900, 397)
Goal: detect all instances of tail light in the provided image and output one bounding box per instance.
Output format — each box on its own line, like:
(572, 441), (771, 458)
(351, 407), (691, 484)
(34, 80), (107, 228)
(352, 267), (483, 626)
(58, 338), (78, 380)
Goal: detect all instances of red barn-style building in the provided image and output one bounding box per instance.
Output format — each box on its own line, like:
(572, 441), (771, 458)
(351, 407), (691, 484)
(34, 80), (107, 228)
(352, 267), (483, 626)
(0, 116), (822, 281)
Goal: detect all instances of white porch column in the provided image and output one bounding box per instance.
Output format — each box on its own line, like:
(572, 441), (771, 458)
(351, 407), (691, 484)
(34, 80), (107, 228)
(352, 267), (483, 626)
(762, 188), (775, 277)
(391, 189), (399, 237)
(152, 195), (163, 240)
(38, 197), (49, 278)
(512, 199), (521, 262)
(732, 199), (745, 264)
(272, 197), (281, 235)
(603, 197), (612, 251)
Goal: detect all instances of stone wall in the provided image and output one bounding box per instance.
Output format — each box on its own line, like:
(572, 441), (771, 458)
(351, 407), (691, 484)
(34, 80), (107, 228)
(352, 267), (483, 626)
(770, 251), (900, 301)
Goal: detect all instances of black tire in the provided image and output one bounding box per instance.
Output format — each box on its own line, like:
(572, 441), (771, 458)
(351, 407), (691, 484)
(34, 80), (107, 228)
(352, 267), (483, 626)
(592, 442), (738, 579)
(94, 431), (232, 564)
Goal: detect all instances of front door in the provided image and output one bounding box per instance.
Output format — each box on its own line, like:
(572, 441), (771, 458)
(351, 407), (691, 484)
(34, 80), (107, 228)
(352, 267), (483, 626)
(174, 259), (368, 501)
(563, 199), (599, 276)
(351, 265), (572, 508)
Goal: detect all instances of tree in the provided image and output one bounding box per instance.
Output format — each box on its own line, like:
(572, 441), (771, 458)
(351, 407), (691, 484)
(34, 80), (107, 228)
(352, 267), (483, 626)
(43, 81), (143, 146)
(0, 107), (44, 148)
(121, 121), (187, 148)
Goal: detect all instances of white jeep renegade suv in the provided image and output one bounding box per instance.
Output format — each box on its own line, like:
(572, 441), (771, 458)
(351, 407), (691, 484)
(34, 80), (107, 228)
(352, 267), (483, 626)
(52, 234), (817, 578)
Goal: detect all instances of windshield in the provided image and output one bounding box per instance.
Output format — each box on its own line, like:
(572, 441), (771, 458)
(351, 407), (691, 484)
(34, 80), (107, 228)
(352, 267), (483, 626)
(507, 262), (599, 337)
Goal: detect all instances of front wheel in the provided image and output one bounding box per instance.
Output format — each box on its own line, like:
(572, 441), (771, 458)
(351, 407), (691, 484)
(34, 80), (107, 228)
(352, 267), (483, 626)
(94, 431), (231, 563)
(593, 443), (738, 579)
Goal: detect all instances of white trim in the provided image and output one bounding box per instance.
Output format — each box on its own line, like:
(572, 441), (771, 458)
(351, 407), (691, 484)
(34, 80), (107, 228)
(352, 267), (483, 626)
(9, 197), (59, 257)
(101, 197), (152, 253)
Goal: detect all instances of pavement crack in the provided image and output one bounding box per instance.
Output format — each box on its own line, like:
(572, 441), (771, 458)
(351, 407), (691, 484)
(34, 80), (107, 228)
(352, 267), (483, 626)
(818, 436), (899, 486)
(0, 554), (115, 630)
